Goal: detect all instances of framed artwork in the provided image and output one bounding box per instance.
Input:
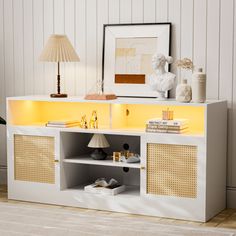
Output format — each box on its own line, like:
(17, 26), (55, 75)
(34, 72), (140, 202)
(102, 23), (171, 98)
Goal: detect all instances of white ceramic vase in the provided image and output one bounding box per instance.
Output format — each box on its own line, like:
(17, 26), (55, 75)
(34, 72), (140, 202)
(192, 68), (206, 103)
(176, 79), (192, 103)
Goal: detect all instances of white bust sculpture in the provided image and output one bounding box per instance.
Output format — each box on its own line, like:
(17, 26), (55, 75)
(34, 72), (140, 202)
(149, 53), (176, 99)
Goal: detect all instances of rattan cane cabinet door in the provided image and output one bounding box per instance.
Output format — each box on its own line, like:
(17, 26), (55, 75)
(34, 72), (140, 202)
(147, 143), (197, 198)
(14, 134), (55, 184)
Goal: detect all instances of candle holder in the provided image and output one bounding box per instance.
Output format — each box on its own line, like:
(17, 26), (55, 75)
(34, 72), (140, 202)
(162, 108), (174, 120)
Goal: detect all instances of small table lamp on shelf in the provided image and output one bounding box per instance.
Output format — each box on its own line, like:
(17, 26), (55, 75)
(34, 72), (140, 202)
(88, 134), (110, 160)
(39, 34), (80, 98)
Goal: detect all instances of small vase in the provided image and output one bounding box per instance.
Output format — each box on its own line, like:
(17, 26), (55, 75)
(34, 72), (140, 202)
(192, 68), (206, 103)
(176, 79), (192, 103)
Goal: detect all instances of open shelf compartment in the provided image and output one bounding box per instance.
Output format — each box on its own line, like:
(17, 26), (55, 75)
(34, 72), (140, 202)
(8, 98), (206, 136)
(60, 132), (141, 195)
(61, 164), (140, 196)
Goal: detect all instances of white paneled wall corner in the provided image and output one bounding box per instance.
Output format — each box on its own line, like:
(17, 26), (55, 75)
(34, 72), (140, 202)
(0, 0), (236, 206)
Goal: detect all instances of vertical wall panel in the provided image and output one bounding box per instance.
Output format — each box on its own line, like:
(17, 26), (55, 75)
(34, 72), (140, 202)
(132, 0), (143, 23)
(86, 0), (97, 91)
(23, 0), (34, 95)
(54, 0), (65, 94)
(168, 0), (181, 97)
(231, 0), (236, 187)
(0, 0), (4, 110)
(75, 0), (86, 95)
(13, 0), (24, 96)
(193, 0), (207, 71)
(219, 0), (234, 102)
(33, 0), (44, 95)
(0, 0), (5, 115)
(4, 0), (14, 97)
(43, 0), (54, 95)
(120, 0), (131, 23)
(181, 0), (193, 83)
(0, 0), (6, 168)
(54, 0), (64, 34)
(97, 0), (108, 83)
(206, 0), (220, 100)
(219, 0), (234, 188)
(108, 0), (120, 24)
(155, 0), (168, 22)
(144, 0), (156, 23)
(65, 0), (76, 95)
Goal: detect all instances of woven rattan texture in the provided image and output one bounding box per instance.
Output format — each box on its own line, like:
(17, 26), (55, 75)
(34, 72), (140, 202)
(147, 143), (197, 198)
(14, 135), (55, 184)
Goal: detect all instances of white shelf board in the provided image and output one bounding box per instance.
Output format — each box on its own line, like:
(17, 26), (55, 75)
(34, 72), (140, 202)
(7, 95), (226, 106)
(63, 156), (141, 169)
(64, 185), (140, 198)
(8, 124), (205, 138)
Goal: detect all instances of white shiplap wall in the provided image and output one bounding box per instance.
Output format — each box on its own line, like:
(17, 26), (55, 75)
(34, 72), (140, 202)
(0, 0), (236, 201)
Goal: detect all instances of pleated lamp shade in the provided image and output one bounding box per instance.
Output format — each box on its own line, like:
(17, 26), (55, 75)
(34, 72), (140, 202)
(39, 34), (80, 62)
(88, 134), (110, 148)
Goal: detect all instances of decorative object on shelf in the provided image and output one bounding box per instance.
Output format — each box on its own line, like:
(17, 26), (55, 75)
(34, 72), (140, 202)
(175, 58), (194, 71)
(80, 115), (88, 129)
(39, 34), (80, 98)
(95, 178), (118, 187)
(46, 120), (80, 128)
(191, 68), (206, 103)
(113, 150), (140, 163)
(120, 143), (130, 158)
(89, 110), (98, 129)
(120, 154), (140, 163)
(175, 58), (194, 103)
(113, 151), (121, 162)
(162, 108), (174, 120)
(176, 79), (192, 103)
(112, 143), (140, 163)
(0, 116), (6, 125)
(88, 134), (110, 160)
(85, 80), (117, 100)
(84, 178), (126, 195)
(103, 23), (171, 97)
(146, 118), (189, 134)
(149, 54), (176, 100)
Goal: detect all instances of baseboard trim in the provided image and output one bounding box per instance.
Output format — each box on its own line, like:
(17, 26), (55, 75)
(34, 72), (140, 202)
(0, 166), (7, 185)
(227, 188), (236, 208)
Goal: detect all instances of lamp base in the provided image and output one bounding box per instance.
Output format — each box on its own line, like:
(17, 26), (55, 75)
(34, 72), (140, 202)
(50, 93), (68, 98)
(90, 148), (107, 160)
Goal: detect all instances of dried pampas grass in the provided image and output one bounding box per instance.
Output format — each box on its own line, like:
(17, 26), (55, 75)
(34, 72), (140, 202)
(175, 58), (194, 70)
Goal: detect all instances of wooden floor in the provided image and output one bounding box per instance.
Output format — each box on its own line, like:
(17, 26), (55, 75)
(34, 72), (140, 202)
(1, 185), (236, 229)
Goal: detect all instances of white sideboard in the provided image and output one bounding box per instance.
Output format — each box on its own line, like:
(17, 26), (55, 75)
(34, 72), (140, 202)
(6, 96), (227, 222)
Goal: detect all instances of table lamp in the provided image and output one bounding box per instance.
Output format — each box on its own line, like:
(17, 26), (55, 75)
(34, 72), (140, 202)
(39, 34), (80, 98)
(88, 134), (110, 160)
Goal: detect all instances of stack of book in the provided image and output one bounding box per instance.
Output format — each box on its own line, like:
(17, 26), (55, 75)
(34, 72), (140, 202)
(146, 118), (189, 134)
(46, 120), (80, 128)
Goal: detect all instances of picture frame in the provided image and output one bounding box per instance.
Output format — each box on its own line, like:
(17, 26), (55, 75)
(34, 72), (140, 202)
(102, 23), (171, 98)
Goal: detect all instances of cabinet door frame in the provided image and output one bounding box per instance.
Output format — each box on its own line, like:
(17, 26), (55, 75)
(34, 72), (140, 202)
(7, 126), (60, 196)
(140, 134), (206, 213)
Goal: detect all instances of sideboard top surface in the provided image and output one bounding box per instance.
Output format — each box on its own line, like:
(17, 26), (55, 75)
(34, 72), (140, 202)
(7, 95), (226, 107)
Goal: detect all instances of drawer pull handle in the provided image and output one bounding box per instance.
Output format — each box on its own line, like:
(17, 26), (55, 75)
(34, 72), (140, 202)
(140, 166), (145, 170)
(54, 160), (59, 163)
